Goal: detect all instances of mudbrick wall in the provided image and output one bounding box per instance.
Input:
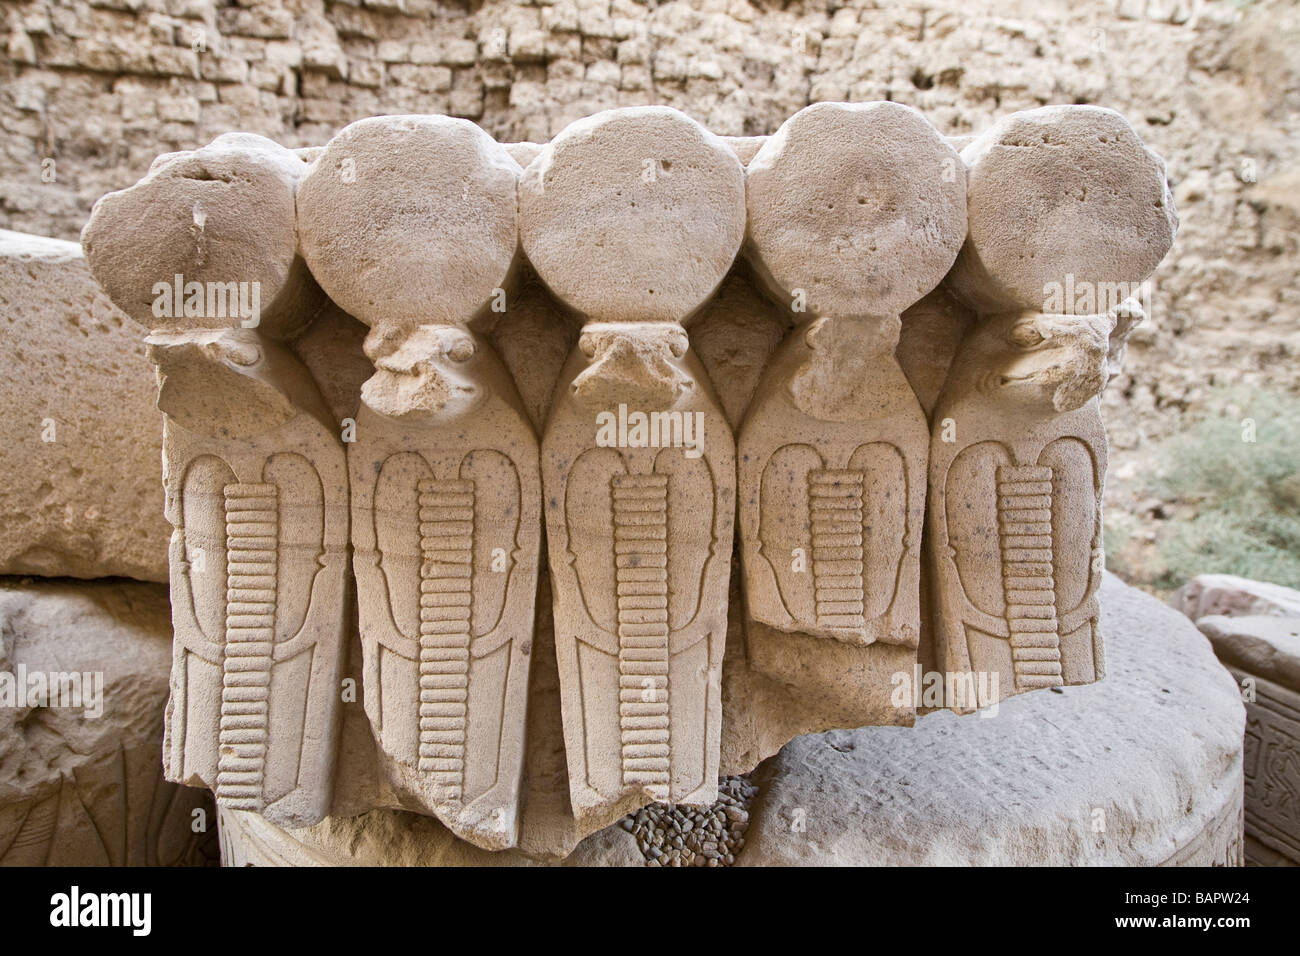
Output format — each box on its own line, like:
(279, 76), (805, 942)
(1, 0), (1297, 521)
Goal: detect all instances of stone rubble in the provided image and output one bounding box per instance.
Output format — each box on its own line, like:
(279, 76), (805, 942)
(618, 775), (759, 867)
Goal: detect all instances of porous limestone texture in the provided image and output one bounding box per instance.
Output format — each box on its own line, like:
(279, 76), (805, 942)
(737, 574), (1245, 865)
(927, 103), (1172, 711)
(947, 104), (1178, 314)
(736, 101), (964, 736)
(297, 114), (521, 332)
(81, 132), (321, 337)
(745, 99), (966, 318)
(522, 108), (745, 831)
(0, 578), (218, 866)
(518, 105), (745, 324)
(0, 229), (168, 583)
(213, 574), (1243, 866)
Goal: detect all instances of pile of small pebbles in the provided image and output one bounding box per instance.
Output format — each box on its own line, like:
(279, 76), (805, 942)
(618, 776), (760, 867)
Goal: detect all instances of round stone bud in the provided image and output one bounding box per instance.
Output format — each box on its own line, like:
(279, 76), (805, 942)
(81, 133), (313, 339)
(518, 106), (746, 326)
(297, 115), (521, 329)
(745, 101), (968, 320)
(946, 105), (1178, 313)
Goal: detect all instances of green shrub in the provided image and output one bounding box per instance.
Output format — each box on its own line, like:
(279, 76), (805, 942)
(1117, 389), (1300, 592)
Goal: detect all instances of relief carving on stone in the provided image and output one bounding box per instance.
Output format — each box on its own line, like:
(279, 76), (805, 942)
(79, 102), (1179, 858)
(928, 106), (1177, 708)
(519, 108), (742, 826)
(738, 102), (966, 728)
(296, 116), (540, 848)
(82, 134), (349, 828)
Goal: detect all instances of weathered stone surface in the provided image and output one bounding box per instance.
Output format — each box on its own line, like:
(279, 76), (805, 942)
(746, 100), (966, 319)
(0, 229), (168, 583)
(5, 2), (1297, 555)
(929, 105), (1175, 710)
(71, 103), (1187, 863)
(82, 134), (354, 830)
(736, 574), (1244, 866)
(1197, 614), (1300, 694)
(297, 115), (520, 333)
(299, 116), (540, 848)
(150, 326), (352, 830)
(1175, 573), (1300, 622)
(896, 285), (973, 421)
(524, 106), (743, 834)
(946, 105), (1178, 314)
(518, 105), (745, 325)
(218, 802), (644, 867)
(0, 579), (217, 866)
(81, 132), (322, 339)
(737, 102), (963, 739)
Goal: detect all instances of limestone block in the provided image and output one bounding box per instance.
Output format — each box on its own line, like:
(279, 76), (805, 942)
(1194, 613), (1300, 864)
(929, 106), (1176, 709)
(0, 580), (217, 866)
(298, 116), (540, 850)
(82, 135), (351, 830)
(737, 102), (965, 730)
(0, 229), (169, 583)
(521, 106), (743, 831)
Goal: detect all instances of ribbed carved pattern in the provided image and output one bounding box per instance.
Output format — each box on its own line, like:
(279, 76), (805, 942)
(809, 469), (866, 631)
(217, 482), (277, 809)
(417, 477), (474, 800)
(613, 473), (670, 797)
(996, 465), (1063, 690)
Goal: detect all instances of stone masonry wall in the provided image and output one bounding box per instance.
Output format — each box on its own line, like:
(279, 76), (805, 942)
(1, 0), (1298, 515)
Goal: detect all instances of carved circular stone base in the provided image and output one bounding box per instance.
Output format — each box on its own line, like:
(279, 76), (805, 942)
(217, 575), (1245, 866)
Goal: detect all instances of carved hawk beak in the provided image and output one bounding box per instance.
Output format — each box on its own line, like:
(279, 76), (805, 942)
(570, 336), (693, 410)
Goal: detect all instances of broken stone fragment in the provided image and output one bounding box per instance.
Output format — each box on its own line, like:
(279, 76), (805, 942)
(736, 101), (959, 734)
(0, 579), (217, 866)
(1174, 573), (1300, 622)
(946, 105), (1178, 314)
(298, 113), (540, 849)
(81, 132), (320, 339)
(297, 114), (521, 335)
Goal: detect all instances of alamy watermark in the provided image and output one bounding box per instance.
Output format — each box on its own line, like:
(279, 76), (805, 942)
(890, 665), (1000, 717)
(152, 273), (261, 328)
(0, 665), (103, 718)
(50, 886), (150, 936)
(1042, 274), (1154, 317)
(595, 403), (705, 459)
